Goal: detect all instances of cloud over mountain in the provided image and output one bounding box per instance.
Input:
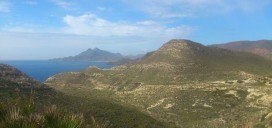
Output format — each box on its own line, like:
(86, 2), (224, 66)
(62, 13), (194, 38)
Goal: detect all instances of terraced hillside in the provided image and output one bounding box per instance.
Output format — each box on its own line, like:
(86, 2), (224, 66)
(45, 39), (272, 127)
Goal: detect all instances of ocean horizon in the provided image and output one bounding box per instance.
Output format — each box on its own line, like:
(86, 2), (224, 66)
(0, 60), (115, 82)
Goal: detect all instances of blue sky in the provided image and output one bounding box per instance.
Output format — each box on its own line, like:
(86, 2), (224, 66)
(0, 0), (272, 60)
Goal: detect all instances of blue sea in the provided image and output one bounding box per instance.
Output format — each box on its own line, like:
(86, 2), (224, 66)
(0, 60), (115, 82)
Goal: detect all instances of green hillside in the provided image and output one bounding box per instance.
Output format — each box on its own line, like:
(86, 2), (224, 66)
(45, 39), (272, 127)
(0, 64), (167, 128)
(47, 39), (272, 87)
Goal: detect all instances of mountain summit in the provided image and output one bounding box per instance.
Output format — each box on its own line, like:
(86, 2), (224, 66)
(51, 48), (124, 62)
(140, 39), (206, 64)
(119, 39), (272, 84)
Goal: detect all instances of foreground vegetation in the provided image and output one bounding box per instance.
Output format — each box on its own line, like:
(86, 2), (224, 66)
(0, 88), (107, 128)
(0, 84), (167, 128)
(0, 103), (106, 128)
(0, 64), (168, 128)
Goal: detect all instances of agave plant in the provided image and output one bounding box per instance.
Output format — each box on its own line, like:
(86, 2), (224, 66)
(90, 116), (110, 128)
(43, 105), (59, 127)
(43, 105), (85, 128)
(3, 107), (24, 128)
(57, 113), (83, 128)
(0, 97), (109, 128)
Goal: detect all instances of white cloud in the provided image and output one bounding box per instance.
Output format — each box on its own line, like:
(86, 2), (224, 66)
(97, 7), (106, 11)
(97, 7), (112, 12)
(0, 1), (10, 13)
(124, 0), (272, 18)
(51, 0), (73, 9)
(1, 13), (194, 40)
(24, 0), (38, 5)
(0, 13), (195, 59)
(137, 20), (158, 25)
(62, 13), (194, 39)
(235, 0), (272, 13)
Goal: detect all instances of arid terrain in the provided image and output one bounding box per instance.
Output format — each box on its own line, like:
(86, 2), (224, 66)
(45, 39), (272, 127)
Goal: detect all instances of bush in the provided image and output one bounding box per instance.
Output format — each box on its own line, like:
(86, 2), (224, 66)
(0, 104), (81, 128)
(0, 100), (109, 128)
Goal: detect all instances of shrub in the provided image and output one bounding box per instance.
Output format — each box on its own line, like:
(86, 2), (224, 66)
(0, 100), (109, 128)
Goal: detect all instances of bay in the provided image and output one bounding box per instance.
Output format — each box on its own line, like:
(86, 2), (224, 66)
(0, 60), (115, 82)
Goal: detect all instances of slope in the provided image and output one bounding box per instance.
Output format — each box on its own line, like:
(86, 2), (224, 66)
(0, 64), (42, 88)
(211, 40), (272, 59)
(45, 39), (272, 127)
(56, 39), (272, 86)
(0, 64), (168, 128)
(111, 39), (272, 84)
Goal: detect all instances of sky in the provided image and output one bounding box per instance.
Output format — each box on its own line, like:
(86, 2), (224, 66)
(0, 0), (272, 60)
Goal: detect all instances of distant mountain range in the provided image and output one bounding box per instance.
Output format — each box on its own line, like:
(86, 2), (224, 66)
(50, 48), (144, 63)
(211, 40), (272, 59)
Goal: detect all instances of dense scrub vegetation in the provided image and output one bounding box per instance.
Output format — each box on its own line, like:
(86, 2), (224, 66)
(0, 103), (108, 128)
(0, 89), (108, 128)
(0, 84), (167, 128)
(0, 64), (167, 128)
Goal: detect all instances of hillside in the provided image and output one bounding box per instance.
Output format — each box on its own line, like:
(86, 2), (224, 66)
(80, 39), (272, 85)
(0, 64), (168, 127)
(114, 39), (272, 84)
(0, 64), (42, 88)
(211, 40), (272, 59)
(46, 39), (272, 127)
(51, 48), (124, 62)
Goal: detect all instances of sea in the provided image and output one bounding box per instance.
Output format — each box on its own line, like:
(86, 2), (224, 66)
(0, 60), (115, 82)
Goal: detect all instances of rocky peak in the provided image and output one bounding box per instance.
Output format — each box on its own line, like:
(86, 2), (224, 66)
(86, 48), (101, 52)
